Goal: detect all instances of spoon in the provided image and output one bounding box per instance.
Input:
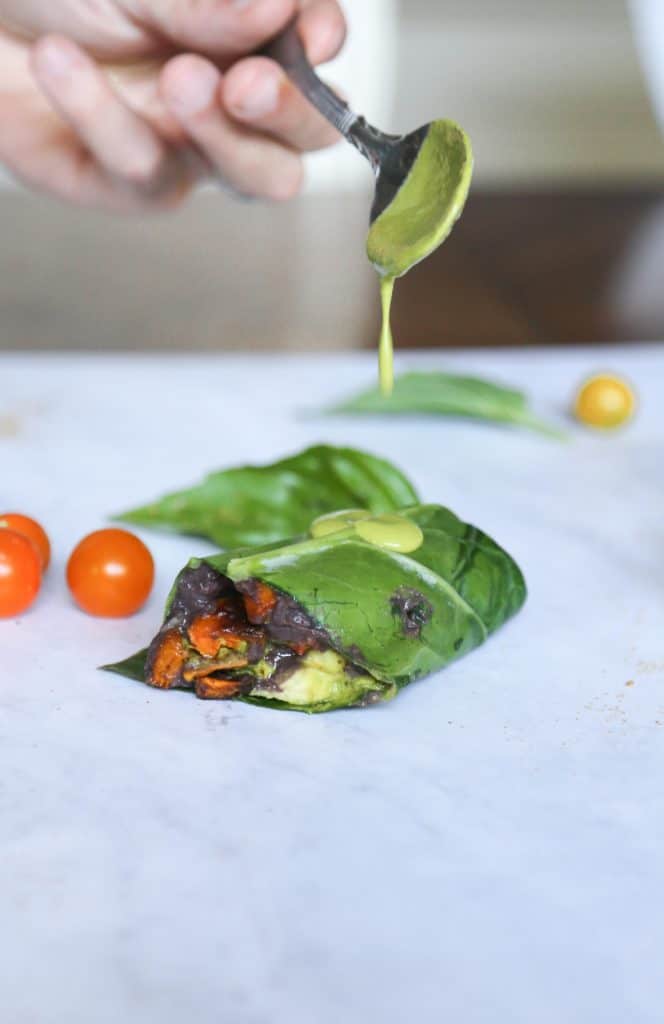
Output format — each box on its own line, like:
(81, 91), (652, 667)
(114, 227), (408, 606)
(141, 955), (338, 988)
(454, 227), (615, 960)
(261, 18), (473, 396)
(261, 19), (430, 225)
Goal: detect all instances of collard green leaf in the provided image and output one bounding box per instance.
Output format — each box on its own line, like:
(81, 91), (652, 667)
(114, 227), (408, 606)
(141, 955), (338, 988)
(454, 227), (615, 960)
(101, 649), (148, 682)
(103, 504), (527, 711)
(328, 371), (562, 436)
(115, 445), (419, 548)
(225, 504), (526, 689)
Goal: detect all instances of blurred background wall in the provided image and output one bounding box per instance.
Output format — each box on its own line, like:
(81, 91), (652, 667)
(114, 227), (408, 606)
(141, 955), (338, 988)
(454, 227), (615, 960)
(394, 0), (663, 184)
(308, 0), (664, 190)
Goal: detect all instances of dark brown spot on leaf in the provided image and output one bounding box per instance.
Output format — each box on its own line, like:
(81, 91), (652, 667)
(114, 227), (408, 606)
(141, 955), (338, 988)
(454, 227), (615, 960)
(390, 587), (433, 638)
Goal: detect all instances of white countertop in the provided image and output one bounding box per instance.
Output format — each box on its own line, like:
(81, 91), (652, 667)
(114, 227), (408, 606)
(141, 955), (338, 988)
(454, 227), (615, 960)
(2, 347), (663, 1024)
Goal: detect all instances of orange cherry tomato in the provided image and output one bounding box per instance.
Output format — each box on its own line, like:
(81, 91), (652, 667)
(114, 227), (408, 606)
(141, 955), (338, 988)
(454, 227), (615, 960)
(0, 513), (51, 570)
(0, 529), (42, 617)
(66, 528), (154, 618)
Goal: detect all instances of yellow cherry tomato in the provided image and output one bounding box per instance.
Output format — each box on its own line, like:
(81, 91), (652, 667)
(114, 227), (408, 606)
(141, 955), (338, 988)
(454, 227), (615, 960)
(573, 373), (636, 430)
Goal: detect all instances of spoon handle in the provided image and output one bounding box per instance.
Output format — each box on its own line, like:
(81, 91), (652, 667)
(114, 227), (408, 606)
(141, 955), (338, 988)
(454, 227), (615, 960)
(261, 20), (356, 135)
(260, 20), (396, 171)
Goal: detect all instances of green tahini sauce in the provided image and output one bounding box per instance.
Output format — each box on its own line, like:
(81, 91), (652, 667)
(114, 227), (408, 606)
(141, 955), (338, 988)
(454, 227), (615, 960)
(367, 119), (473, 395)
(310, 508), (372, 539)
(355, 514), (423, 554)
(310, 509), (424, 554)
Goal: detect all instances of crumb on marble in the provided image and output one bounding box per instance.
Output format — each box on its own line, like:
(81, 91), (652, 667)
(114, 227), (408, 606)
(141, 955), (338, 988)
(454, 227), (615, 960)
(0, 414), (20, 438)
(637, 660), (664, 674)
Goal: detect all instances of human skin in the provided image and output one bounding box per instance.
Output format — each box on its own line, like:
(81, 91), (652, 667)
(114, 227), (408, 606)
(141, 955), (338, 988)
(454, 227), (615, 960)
(0, 0), (346, 211)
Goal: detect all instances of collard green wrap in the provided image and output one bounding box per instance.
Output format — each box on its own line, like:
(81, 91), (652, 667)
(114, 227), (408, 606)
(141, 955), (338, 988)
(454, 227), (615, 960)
(104, 504), (526, 714)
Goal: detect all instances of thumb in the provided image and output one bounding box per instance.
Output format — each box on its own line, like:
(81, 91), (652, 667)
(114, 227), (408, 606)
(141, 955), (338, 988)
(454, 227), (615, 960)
(144, 0), (297, 63)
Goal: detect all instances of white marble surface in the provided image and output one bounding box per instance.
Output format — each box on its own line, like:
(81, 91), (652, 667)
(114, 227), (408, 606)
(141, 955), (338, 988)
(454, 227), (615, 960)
(1, 347), (663, 1024)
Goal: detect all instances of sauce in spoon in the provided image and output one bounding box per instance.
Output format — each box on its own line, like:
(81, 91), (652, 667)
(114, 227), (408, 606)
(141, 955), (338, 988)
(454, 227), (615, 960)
(367, 120), (473, 395)
(259, 26), (472, 397)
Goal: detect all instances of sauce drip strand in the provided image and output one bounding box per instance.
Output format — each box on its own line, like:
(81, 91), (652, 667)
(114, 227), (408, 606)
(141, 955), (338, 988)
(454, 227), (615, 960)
(367, 119), (474, 396)
(379, 277), (396, 397)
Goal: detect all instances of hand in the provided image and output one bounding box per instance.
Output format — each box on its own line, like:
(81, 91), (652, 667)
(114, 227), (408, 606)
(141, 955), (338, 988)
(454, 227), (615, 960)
(0, 0), (346, 211)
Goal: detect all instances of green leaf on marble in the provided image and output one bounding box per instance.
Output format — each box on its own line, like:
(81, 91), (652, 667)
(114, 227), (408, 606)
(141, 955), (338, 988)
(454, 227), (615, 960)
(114, 445), (420, 548)
(101, 649), (148, 682)
(328, 371), (563, 437)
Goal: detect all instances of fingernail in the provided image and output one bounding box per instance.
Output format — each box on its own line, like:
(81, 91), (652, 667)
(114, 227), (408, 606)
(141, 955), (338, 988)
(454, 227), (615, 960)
(231, 72), (280, 119)
(168, 65), (218, 117)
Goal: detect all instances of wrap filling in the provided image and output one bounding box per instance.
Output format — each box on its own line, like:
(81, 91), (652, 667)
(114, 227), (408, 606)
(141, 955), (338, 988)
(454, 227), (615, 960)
(146, 564), (394, 710)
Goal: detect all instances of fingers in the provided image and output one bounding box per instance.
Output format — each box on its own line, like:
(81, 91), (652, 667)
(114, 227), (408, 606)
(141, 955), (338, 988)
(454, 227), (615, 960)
(160, 54), (304, 200)
(31, 35), (178, 194)
(149, 0), (297, 61)
(7, 108), (194, 214)
(298, 0), (347, 66)
(220, 0), (346, 155)
(21, 141), (194, 214)
(146, 0), (346, 67)
(222, 57), (338, 152)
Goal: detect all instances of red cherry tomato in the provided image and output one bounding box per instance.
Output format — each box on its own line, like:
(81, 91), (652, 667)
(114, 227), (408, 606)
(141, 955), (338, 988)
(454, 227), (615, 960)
(67, 528), (154, 618)
(0, 529), (42, 617)
(0, 513), (51, 570)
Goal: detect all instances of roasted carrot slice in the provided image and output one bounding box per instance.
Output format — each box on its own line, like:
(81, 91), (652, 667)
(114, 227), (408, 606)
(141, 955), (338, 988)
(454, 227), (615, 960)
(195, 677), (244, 700)
(189, 612), (260, 657)
(242, 581), (278, 622)
(147, 629), (187, 690)
(188, 614), (237, 656)
(289, 640), (315, 657)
